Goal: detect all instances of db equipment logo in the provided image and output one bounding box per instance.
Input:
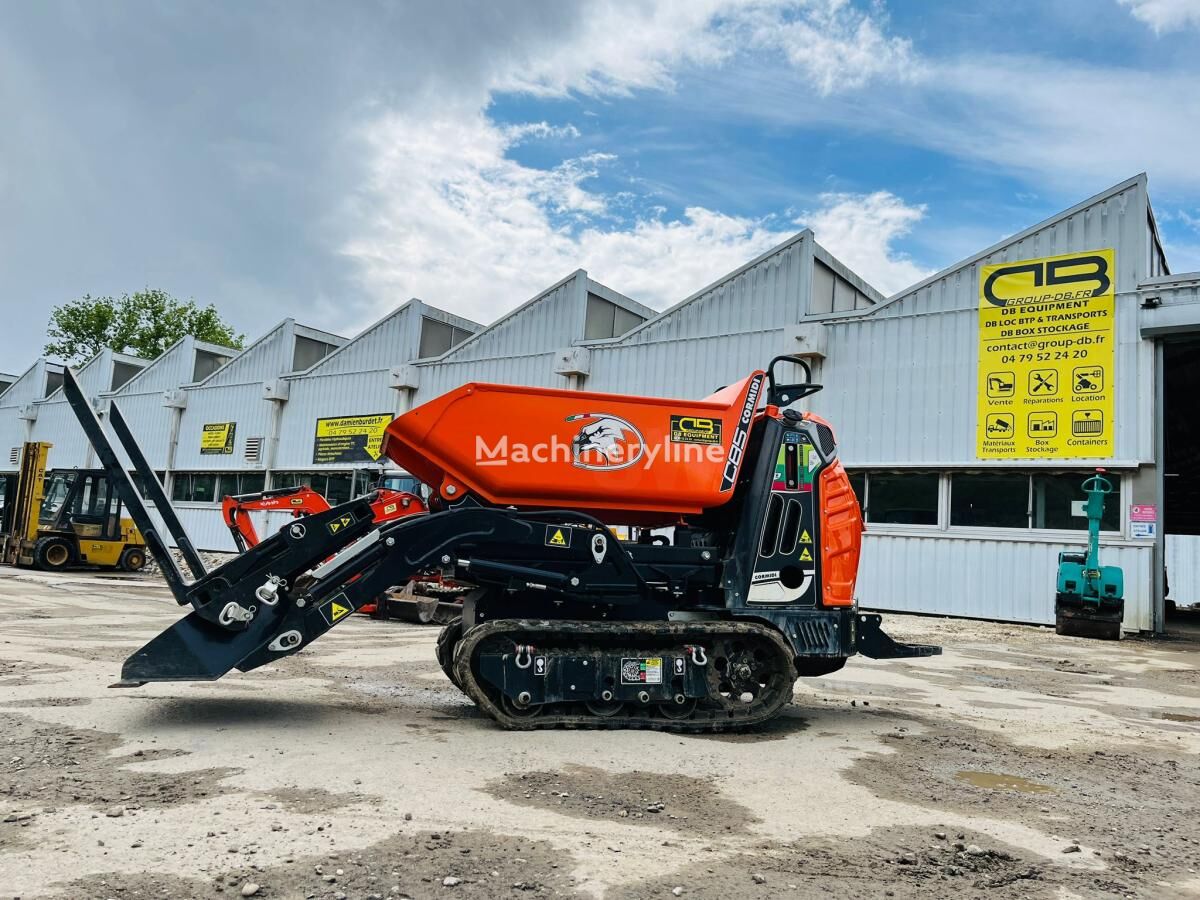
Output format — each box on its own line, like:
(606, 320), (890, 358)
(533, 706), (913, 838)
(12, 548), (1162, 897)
(566, 412), (646, 471)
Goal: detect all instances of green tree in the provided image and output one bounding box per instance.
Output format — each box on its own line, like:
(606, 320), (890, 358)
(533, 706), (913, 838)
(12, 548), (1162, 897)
(44, 289), (245, 364)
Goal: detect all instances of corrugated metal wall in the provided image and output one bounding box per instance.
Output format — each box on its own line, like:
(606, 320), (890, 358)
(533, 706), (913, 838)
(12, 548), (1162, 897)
(858, 532), (1154, 630)
(583, 235), (814, 396)
(0, 361), (51, 468)
(415, 273), (588, 397)
(824, 176), (1152, 467)
(173, 383), (276, 470)
(274, 370), (398, 470)
(612, 233), (810, 346)
(423, 272), (584, 366)
(30, 349), (149, 469)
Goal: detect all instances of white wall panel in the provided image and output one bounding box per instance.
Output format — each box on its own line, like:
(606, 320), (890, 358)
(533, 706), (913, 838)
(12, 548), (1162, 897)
(857, 531), (1153, 631)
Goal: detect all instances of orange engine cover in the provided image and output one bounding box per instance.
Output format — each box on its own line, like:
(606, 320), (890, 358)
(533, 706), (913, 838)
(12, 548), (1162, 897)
(383, 373), (765, 523)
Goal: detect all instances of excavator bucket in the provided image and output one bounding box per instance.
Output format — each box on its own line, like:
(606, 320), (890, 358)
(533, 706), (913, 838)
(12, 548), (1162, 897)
(63, 357), (939, 730)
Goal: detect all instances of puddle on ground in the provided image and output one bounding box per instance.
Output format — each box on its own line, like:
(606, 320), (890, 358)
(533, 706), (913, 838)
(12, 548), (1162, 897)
(954, 770), (1055, 793)
(1157, 711), (1200, 723)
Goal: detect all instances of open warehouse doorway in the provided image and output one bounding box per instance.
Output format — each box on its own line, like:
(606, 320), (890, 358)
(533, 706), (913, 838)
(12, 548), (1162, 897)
(1164, 335), (1200, 615)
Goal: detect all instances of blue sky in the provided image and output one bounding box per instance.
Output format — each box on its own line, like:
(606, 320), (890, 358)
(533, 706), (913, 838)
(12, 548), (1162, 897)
(1, 0), (1198, 368)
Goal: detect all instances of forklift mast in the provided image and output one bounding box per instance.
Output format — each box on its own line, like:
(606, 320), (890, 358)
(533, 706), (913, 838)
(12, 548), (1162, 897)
(0, 442), (52, 566)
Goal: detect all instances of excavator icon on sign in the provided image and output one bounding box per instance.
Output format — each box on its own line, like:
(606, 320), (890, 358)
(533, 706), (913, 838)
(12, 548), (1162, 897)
(986, 371), (1015, 398)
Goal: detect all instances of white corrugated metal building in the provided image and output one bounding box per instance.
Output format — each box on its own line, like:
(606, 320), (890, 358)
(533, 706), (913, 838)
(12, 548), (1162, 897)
(2, 173), (1193, 632)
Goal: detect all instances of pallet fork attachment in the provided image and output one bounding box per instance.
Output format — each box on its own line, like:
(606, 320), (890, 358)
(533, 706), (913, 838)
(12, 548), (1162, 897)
(62, 368), (204, 599)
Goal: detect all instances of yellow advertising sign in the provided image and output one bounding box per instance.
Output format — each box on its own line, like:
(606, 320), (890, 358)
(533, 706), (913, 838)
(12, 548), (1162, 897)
(977, 249), (1115, 459)
(200, 421), (236, 455)
(312, 413), (392, 464)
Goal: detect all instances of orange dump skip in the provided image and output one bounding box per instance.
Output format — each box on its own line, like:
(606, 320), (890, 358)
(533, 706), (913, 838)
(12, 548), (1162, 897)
(383, 373), (765, 523)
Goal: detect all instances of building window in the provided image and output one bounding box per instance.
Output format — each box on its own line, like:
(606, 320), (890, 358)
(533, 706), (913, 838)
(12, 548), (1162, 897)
(418, 317), (473, 358)
(847, 470), (1123, 532)
(192, 349), (228, 383)
(847, 472), (865, 506)
(111, 361), (142, 391)
(230, 472), (266, 496)
(171, 472), (265, 503)
(292, 335), (339, 372)
(858, 472), (939, 525)
(272, 471), (353, 505)
(810, 261), (876, 316)
(172, 472), (218, 503)
(1032, 472), (1120, 531)
(950, 473), (1028, 528)
(44, 370), (64, 397)
(585, 294), (644, 340)
(128, 470), (167, 503)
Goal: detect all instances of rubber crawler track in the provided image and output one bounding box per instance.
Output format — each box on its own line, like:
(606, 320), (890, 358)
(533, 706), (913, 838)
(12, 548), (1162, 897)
(448, 619), (797, 732)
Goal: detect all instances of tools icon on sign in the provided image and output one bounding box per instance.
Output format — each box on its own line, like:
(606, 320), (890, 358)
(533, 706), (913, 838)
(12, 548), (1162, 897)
(986, 371), (1015, 398)
(986, 414), (1014, 438)
(1071, 409), (1104, 436)
(1072, 366), (1104, 394)
(1028, 369), (1058, 395)
(1028, 412), (1057, 438)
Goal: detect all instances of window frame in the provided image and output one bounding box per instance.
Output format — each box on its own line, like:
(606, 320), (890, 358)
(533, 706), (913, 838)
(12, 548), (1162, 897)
(846, 469), (1128, 537)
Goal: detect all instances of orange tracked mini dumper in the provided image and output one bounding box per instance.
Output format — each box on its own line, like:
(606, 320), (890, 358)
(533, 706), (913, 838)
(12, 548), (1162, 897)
(64, 356), (938, 731)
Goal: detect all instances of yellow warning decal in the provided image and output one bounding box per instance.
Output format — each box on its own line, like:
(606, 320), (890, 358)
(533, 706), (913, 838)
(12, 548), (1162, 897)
(799, 547), (813, 562)
(545, 525), (572, 548)
(799, 529), (812, 544)
(320, 593), (355, 626)
(327, 514), (353, 535)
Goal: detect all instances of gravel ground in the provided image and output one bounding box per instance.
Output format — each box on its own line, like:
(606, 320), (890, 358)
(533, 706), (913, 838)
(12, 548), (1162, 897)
(1, 568), (1198, 899)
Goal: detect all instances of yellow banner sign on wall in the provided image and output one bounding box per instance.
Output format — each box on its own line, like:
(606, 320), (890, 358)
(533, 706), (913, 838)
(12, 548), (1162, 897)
(977, 249), (1115, 459)
(313, 413), (392, 464)
(200, 421), (236, 455)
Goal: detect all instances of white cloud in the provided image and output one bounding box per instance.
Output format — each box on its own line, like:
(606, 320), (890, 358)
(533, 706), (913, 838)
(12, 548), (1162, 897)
(500, 122), (582, 143)
(343, 112), (792, 319)
(801, 191), (931, 294)
(342, 112), (928, 322)
(340, 0), (930, 328)
(1119, 0), (1200, 32)
(489, 0), (920, 98)
(490, 0), (739, 97)
(738, 0), (922, 95)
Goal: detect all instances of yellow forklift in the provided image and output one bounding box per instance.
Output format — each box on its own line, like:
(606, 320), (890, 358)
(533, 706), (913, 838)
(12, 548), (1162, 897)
(0, 441), (147, 572)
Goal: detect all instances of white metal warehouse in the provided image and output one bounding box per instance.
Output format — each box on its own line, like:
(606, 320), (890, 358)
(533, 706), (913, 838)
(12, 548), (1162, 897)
(3, 173), (1194, 633)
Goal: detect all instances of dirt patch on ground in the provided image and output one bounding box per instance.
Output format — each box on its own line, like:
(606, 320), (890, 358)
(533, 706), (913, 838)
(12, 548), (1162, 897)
(484, 765), (759, 837)
(259, 786), (371, 816)
(614, 825), (1076, 899)
(845, 712), (1200, 888)
(0, 712), (238, 852)
(0, 660), (73, 687)
(52, 828), (578, 899)
(0, 697), (92, 708)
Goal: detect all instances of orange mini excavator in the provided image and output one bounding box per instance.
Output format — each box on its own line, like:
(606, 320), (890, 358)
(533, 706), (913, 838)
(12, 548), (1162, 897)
(63, 356), (938, 731)
(222, 484), (425, 553)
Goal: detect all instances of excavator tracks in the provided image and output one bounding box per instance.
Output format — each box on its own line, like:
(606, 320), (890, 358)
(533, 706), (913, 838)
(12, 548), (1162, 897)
(446, 619), (797, 732)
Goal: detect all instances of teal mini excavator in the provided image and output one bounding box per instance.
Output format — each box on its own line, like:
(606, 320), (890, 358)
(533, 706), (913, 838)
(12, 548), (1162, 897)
(1055, 471), (1124, 640)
